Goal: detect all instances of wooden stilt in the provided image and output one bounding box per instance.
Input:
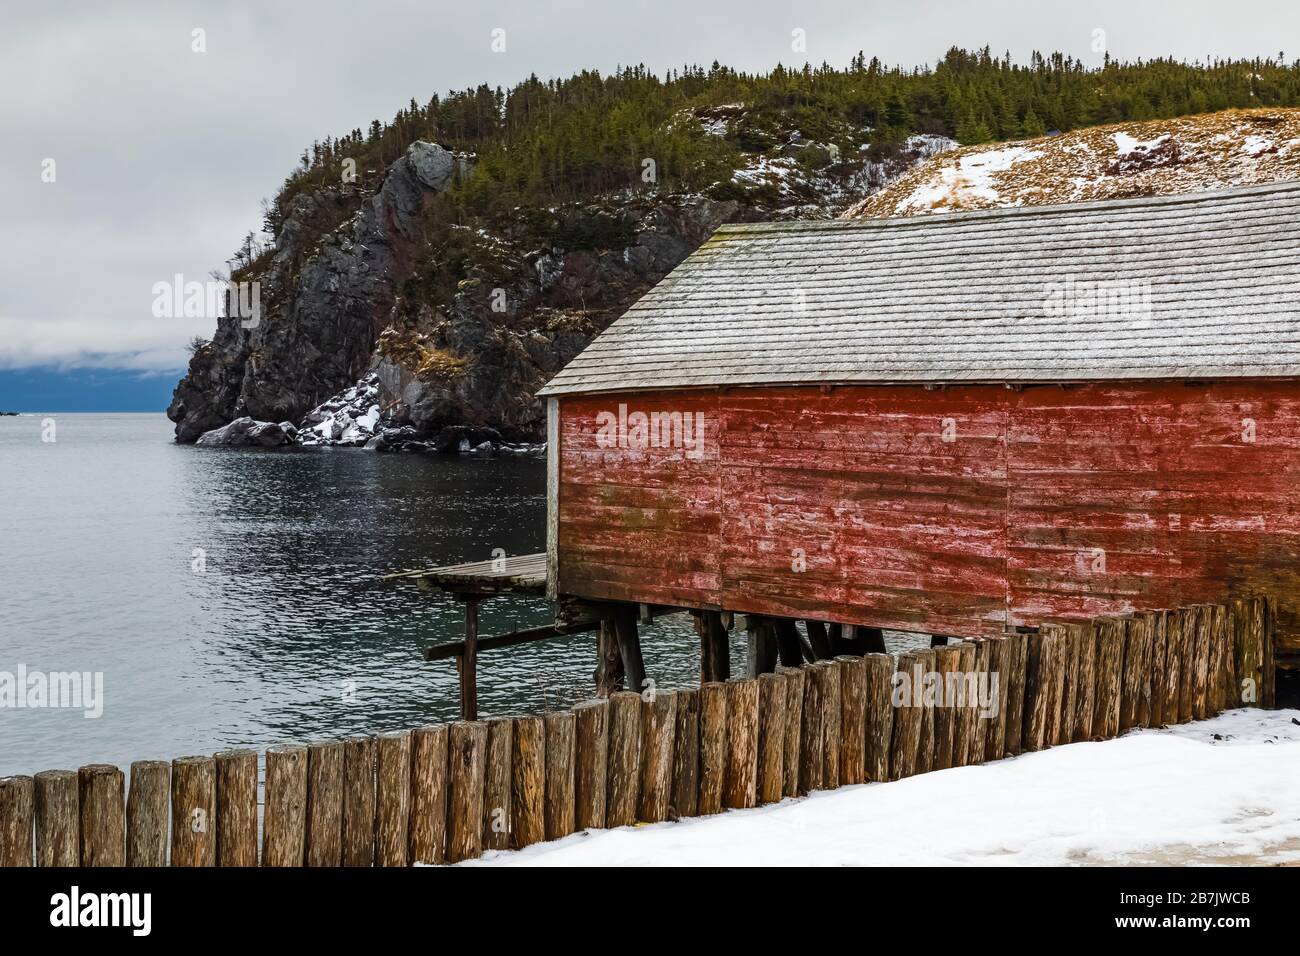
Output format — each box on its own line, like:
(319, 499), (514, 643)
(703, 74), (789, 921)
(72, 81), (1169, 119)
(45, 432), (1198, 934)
(457, 596), (480, 721)
(699, 610), (729, 683)
(772, 619), (804, 667)
(595, 619), (624, 696)
(806, 621), (834, 660)
(746, 620), (778, 677)
(614, 605), (647, 695)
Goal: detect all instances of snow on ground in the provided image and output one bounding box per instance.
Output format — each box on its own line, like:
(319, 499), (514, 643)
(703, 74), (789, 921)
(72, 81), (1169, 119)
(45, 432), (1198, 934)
(1113, 131), (1170, 155)
(470, 708), (1300, 867)
(896, 145), (1041, 214)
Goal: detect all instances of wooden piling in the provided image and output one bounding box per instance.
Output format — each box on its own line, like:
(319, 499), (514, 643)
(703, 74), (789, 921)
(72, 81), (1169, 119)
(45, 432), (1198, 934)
(409, 725), (449, 864)
(1161, 609), (1183, 723)
(510, 716), (545, 849)
(605, 691), (642, 826)
(168, 756), (213, 867)
(375, 730), (411, 866)
(614, 605), (648, 696)
(76, 764), (124, 867)
(1174, 607), (1196, 721)
(778, 667), (806, 797)
(341, 735), (377, 866)
(671, 688), (699, 818)
(799, 662), (826, 791)
(638, 689), (677, 823)
(1068, 623), (1096, 741)
(1093, 618), (1124, 738)
(482, 718), (513, 852)
(818, 661), (842, 787)
(573, 699), (609, 830)
(952, 642), (976, 765)
(862, 653), (893, 782)
(303, 742), (343, 868)
(1121, 615), (1152, 731)
(1232, 599), (1262, 707)
(1148, 610), (1169, 726)
(34, 769), (79, 867)
(214, 749), (258, 867)
(837, 656), (867, 785)
(699, 610), (730, 683)
(596, 620), (625, 696)
(773, 619), (805, 668)
(1206, 605), (1228, 715)
(447, 720), (488, 863)
(0, 776), (34, 867)
(1002, 631), (1028, 755)
(724, 678), (760, 809)
(1190, 605), (1212, 720)
(125, 761), (169, 868)
(757, 672), (787, 803)
(890, 651), (923, 779)
(932, 644), (960, 768)
(543, 710), (576, 841)
(1022, 632), (1048, 751)
(697, 682), (727, 814)
(968, 643), (989, 763)
(983, 639), (1009, 761)
(262, 744), (307, 867)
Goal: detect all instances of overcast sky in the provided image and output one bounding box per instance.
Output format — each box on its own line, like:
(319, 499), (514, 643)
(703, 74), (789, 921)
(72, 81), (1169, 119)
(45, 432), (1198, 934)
(3, 0), (1295, 374)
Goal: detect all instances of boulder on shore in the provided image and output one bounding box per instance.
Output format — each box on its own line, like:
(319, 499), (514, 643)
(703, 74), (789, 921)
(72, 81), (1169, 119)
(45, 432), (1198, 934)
(195, 417), (298, 447)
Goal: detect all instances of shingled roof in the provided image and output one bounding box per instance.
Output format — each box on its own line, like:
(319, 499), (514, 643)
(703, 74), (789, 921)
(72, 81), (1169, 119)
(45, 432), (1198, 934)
(538, 181), (1300, 396)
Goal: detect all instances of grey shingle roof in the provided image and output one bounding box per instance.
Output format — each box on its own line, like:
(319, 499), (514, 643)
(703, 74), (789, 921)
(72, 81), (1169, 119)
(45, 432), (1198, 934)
(537, 181), (1300, 396)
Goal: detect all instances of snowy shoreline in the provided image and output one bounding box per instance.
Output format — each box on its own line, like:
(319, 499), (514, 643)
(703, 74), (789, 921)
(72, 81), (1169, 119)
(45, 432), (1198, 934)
(465, 708), (1300, 867)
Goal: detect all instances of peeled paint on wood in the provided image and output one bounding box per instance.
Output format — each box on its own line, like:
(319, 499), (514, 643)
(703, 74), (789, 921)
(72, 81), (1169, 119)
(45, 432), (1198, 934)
(606, 691), (642, 826)
(862, 653), (894, 782)
(341, 735), (377, 867)
(262, 744), (308, 867)
(303, 741), (343, 868)
(573, 699), (609, 829)
(510, 716), (546, 849)
(837, 657), (867, 785)
(409, 725), (449, 864)
(697, 682), (727, 814)
(780, 667), (806, 796)
(670, 688), (699, 818)
(447, 721), (488, 863)
(36, 769), (80, 867)
(0, 775), (34, 867)
(638, 690), (677, 823)
(544, 711), (576, 840)
(214, 750), (257, 868)
(375, 730), (412, 867)
(724, 679), (760, 809)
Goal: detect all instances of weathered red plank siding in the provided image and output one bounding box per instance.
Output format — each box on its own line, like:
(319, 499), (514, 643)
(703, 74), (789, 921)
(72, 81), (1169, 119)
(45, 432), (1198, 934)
(557, 381), (1300, 661)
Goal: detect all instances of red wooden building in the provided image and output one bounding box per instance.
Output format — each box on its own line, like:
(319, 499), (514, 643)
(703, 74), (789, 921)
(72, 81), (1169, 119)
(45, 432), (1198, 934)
(538, 182), (1300, 675)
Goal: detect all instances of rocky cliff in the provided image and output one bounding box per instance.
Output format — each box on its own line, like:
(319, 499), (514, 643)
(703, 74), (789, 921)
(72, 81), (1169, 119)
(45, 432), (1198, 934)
(168, 108), (954, 446)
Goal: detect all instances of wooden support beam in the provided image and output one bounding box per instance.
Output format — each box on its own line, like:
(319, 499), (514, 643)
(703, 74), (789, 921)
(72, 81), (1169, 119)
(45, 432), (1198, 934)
(427, 618), (602, 661)
(807, 622), (834, 660)
(772, 619), (804, 667)
(746, 620), (778, 677)
(615, 604), (647, 695)
(699, 610), (730, 683)
(595, 619), (624, 697)
(457, 596), (480, 721)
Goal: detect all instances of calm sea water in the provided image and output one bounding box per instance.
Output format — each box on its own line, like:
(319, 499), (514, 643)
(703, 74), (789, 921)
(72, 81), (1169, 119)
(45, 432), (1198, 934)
(0, 414), (722, 776)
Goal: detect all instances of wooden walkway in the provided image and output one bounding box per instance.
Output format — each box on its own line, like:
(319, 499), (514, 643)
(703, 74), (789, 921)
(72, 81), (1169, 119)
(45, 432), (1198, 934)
(382, 552), (547, 596)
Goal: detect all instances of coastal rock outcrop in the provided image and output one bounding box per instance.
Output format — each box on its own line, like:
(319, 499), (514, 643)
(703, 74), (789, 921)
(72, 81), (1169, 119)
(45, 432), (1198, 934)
(195, 417), (298, 447)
